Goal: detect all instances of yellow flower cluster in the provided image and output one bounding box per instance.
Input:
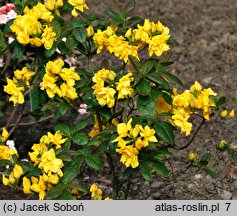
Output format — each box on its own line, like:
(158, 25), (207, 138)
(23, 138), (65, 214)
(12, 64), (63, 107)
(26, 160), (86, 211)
(24, 131), (66, 199)
(172, 81), (216, 136)
(10, 2), (56, 49)
(90, 183), (103, 200)
(126, 19), (170, 57)
(2, 164), (24, 187)
(4, 67), (35, 106)
(68, 0), (89, 16)
(112, 118), (158, 168)
(92, 69), (134, 108)
(45, 0), (63, 15)
(93, 26), (139, 62)
(89, 183), (112, 200)
(220, 109), (235, 119)
(40, 58), (80, 100)
(0, 128), (18, 160)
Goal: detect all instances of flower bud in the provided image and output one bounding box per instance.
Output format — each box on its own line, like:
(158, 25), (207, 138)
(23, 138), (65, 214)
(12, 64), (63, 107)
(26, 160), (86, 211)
(188, 151), (199, 162)
(216, 140), (228, 151)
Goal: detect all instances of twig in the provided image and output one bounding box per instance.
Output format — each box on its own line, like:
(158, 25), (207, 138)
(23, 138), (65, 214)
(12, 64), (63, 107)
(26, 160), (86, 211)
(8, 113), (22, 137)
(5, 105), (19, 129)
(9, 115), (53, 127)
(178, 117), (206, 150)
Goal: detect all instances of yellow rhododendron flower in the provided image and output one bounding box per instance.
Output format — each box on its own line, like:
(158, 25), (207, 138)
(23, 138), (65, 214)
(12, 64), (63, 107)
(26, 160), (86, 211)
(2, 174), (9, 186)
(148, 34), (170, 57)
(86, 25), (94, 37)
(38, 149), (64, 176)
(12, 164), (24, 179)
(4, 78), (25, 106)
(0, 145), (18, 160)
(139, 125), (158, 143)
(30, 176), (48, 200)
(45, 0), (63, 15)
(68, 0), (89, 16)
(40, 59), (80, 100)
(23, 177), (31, 194)
(14, 67), (36, 87)
(90, 183), (103, 200)
(10, 3), (56, 49)
(116, 145), (139, 168)
(116, 72), (134, 99)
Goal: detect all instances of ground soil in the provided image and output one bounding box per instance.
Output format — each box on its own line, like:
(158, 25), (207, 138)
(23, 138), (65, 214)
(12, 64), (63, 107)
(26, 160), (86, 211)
(1, 0), (237, 200)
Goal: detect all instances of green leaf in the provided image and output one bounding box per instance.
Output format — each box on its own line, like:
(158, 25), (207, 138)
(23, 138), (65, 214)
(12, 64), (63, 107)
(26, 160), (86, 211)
(201, 153), (211, 162)
(62, 168), (80, 184)
(160, 71), (183, 86)
(107, 10), (123, 25)
(136, 79), (152, 96)
(54, 123), (71, 135)
(141, 162), (152, 181)
(72, 20), (87, 28)
(30, 87), (41, 111)
(44, 43), (57, 58)
(72, 133), (89, 145)
(13, 42), (25, 59)
(154, 121), (174, 144)
(128, 55), (140, 72)
(139, 60), (155, 76)
(147, 72), (169, 89)
(136, 95), (156, 117)
(51, 18), (62, 39)
(202, 166), (219, 177)
(71, 121), (88, 135)
(25, 167), (41, 178)
(126, 16), (143, 26)
(58, 190), (74, 200)
(73, 28), (87, 43)
(123, 167), (138, 178)
(85, 154), (103, 170)
(153, 162), (169, 176)
(46, 184), (64, 199)
(0, 160), (14, 167)
(54, 101), (70, 118)
(65, 35), (78, 50)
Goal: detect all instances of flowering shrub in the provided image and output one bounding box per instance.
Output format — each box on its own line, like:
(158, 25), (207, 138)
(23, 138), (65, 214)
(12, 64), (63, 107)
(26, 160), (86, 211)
(0, 0), (236, 200)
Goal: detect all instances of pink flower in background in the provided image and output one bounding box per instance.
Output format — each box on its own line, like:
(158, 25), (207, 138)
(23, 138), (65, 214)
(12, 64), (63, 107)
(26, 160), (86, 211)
(0, 4), (17, 24)
(78, 103), (88, 115)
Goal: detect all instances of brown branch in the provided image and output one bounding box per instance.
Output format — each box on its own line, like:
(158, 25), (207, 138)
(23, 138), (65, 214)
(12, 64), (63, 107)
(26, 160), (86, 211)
(9, 115), (53, 127)
(178, 117), (206, 150)
(8, 113), (23, 137)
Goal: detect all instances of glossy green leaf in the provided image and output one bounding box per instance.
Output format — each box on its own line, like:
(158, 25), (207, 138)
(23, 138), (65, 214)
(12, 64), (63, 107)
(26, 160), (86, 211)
(54, 123), (70, 135)
(30, 87), (40, 111)
(71, 121), (88, 135)
(154, 121), (175, 144)
(72, 133), (89, 145)
(160, 71), (183, 86)
(13, 42), (25, 59)
(153, 162), (169, 176)
(136, 79), (152, 96)
(85, 154), (103, 170)
(136, 95), (156, 117)
(73, 28), (87, 43)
